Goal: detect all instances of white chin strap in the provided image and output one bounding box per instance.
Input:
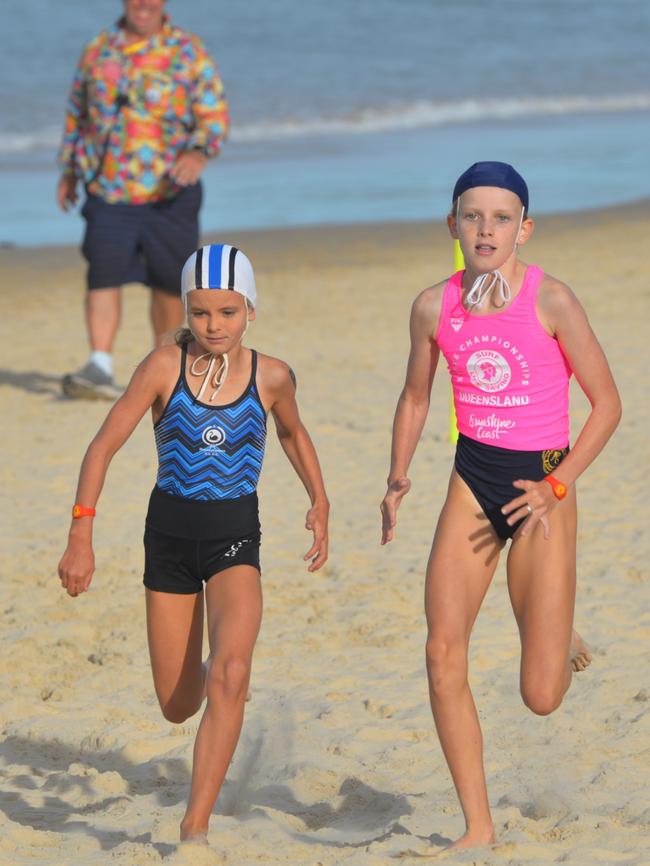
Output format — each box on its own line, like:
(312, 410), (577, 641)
(466, 270), (512, 308)
(189, 299), (251, 402)
(458, 200), (525, 308)
(191, 352), (229, 402)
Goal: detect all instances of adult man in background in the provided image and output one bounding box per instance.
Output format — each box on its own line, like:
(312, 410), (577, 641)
(57, 0), (229, 399)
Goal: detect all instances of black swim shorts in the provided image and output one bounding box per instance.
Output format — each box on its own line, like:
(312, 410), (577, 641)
(143, 486), (261, 594)
(81, 182), (201, 295)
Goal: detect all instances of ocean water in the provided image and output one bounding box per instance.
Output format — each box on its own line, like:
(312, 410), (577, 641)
(1, 0), (649, 246)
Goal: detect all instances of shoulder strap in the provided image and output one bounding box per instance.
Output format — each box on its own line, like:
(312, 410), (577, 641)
(519, 265), (544, 311)
(249, 349), (258, 389)
(446, 270), (466, 316)
(435, 271), (466, 343)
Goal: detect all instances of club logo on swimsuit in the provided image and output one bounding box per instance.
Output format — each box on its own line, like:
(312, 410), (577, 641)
(542, 447), (568, 474)
(467, 349), (511, 393)
(201, 425), (227, 448)
(451, 317), (464, 332)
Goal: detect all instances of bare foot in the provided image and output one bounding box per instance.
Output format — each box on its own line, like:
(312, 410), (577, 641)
(396, 829), (495, 860)
(570, 629), (592, 673)
(180, 829), (208, 845)
(444, 827), (496, 851)
(180, 817), (209, 844)
(405, 827), (495, 858)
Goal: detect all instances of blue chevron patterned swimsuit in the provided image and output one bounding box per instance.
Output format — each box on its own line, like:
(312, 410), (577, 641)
(143, 346), (267, 594)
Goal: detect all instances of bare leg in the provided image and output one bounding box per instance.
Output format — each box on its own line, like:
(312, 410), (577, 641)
(507, 488), (585, 715)
(86, 287), (121, 353)
(180, 565), (262, 841)
(425, 471), (503, 849)
(145, 589), (205, 723)
(150, 287), (185, 347)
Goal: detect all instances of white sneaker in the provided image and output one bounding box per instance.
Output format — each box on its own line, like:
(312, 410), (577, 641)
(62, 361), (122, 400)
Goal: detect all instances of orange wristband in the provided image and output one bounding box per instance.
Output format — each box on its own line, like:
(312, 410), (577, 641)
(543, 474), (567, 500)
(72, 504), (96, 519)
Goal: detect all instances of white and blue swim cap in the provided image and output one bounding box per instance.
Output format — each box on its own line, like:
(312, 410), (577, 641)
(181, 244), (257, 308)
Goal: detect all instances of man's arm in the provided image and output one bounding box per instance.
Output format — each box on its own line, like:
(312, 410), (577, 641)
(187, 40), (230, 156)
(56, 45), (92, 210)
(170, 37), (229, 187)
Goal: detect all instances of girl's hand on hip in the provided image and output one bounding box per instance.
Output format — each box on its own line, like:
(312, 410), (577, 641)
(502, 478), (557, 539)
(58, 542), (95, 597)
(304, 502), (329, 572)
(380, 476), (411, 545)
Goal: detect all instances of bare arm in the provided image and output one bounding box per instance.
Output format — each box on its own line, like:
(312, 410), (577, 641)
(57, 351), (171, 596)
(263, 360), (329, 571)
(260, 357), (330, 571)
(503, 279), (622, 535)
(381, 286), (442, 544)
(57, 47), (88, 211)
(169, 38), (229, 186)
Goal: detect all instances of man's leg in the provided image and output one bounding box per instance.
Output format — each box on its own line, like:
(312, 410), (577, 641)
(63, 194), (139, 400)
(62, 286), (124, 400)
(86, 287), (121, 352)
(150, 288), (185, 347)
(144, 184), (201, 346)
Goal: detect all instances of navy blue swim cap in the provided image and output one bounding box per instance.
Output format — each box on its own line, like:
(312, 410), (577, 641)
(452, 162), (529, 211)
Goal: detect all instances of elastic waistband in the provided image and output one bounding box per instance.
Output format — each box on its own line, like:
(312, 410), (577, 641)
(145, 486), (260, 540)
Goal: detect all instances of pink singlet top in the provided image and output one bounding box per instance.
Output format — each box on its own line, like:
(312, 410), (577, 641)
(435, 265), (572, 450)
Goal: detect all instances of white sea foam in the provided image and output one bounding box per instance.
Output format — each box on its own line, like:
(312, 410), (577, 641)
(229, 93), (650, 142)
(1, 93), (649, 155)
(0, 128), (62, 155)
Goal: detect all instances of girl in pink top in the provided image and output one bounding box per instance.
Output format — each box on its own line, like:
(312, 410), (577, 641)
(381, 162), (621, 852)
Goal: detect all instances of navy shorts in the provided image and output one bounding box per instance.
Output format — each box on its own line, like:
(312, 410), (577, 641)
(455, 433), (569, 540)
(143, 486), (261, 594)
(81, 182), (202, 295)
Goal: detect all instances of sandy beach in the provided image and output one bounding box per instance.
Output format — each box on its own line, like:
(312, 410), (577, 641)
(1, 203), (649, 865)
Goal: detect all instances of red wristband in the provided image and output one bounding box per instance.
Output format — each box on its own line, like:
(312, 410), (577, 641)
(72, 504), (96, 519)
(543, 474), (567, 500)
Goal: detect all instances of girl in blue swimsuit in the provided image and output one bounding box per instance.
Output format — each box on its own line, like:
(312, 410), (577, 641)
(58, 244), (329, 843)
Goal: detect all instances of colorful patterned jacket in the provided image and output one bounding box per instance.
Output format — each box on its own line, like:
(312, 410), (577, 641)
(58, 18), (229, 204)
